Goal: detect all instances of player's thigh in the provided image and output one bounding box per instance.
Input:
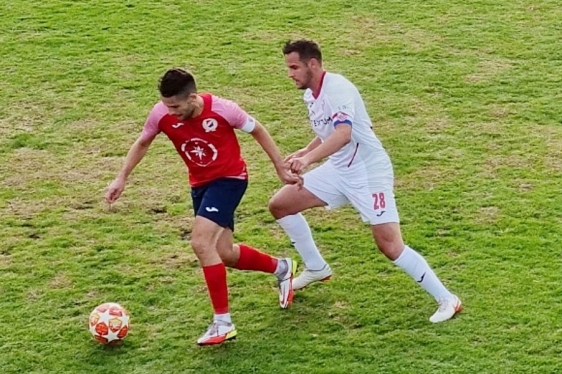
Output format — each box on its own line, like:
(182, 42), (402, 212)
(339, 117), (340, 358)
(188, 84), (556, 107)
(269, 183), (327, 217)
(192, 178), (248, 231)
(301, 162), (349, 210)
(345, 176), (400, 226)
(190, 183), (207, 217)
(269, 163), (350, 217)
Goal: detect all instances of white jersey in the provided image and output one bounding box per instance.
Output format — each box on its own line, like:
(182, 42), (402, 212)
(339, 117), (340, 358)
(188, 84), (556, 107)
(303, 72), (392, 177)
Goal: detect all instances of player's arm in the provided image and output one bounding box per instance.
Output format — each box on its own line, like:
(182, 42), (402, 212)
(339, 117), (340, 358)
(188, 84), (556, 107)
(284, 136), (322, 163)
(301, 125), (351, 163)
(305, 136), (322, 152)
(290, 91), (355, 173)
(215, 96), (300, 185)
(106, 105), (163, 204)
(115, 135), (154, 181)
(250, 121), (284, 170)
(289, 124), (351, 174)
(250, 121), (301, 185)
(105, 135), (155, 204)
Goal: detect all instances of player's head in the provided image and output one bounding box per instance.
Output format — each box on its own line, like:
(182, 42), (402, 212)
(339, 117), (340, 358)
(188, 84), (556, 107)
(282, 39), (323, 90)
(159, 68), (199, 120)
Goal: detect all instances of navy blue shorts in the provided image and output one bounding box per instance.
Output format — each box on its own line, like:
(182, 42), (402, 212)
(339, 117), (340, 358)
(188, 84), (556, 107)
(191, 178), (248, 231)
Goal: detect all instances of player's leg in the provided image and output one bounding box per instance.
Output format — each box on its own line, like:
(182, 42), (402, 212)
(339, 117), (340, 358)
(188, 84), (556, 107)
(371, 223), (462, 323)
(269, 162), (346, 290)
(206, 177), (295, 291)
(347, 178), (461, 323)
(190, 216), (236, 345)
(190, 179), (242, 345)
(216, 229), (297, 309)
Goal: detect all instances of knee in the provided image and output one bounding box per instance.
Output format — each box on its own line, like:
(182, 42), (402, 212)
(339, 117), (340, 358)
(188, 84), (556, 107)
(268, 194), (288, 219)
(373, 224), (405, 261)
(190, 235), (208, 256)
(218, 244), (238, 268)
(376, 239), (404, 261)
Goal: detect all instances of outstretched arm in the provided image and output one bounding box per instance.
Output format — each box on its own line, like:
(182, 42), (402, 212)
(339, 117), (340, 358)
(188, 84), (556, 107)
(250, 121), (302, 185)
(284, 136), (322, 163)
(289, 124), (351, 173)
(105, 135), (154, 204)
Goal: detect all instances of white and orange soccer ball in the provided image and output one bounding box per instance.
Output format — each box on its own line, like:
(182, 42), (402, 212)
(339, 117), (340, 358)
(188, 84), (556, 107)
(88, 302), (130, 344)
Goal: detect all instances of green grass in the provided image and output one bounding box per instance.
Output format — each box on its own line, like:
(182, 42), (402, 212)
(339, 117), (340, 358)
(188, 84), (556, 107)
(1, 0), (562, 372)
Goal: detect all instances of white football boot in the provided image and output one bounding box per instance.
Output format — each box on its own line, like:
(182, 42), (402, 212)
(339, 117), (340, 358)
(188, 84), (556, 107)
(430, 295), (462, 323)
(197, 320), (237, 346)
(292, 264), (332, 290)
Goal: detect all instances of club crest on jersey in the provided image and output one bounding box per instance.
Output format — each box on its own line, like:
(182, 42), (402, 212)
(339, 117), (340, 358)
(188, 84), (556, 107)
(202, 118), (219, 132)
(181, 138), (218, 167)
(333, 111), (351, 123)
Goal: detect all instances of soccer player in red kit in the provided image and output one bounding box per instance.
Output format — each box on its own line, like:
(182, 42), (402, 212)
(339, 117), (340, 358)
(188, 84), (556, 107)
(105, 68), (300, 346)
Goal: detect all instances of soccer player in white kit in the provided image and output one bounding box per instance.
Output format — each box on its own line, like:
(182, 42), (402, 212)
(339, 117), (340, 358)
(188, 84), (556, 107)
(268, 40), (462, 323)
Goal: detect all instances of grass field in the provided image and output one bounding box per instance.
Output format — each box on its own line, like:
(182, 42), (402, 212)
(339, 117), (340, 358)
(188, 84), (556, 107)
(1, 0), (562, 373)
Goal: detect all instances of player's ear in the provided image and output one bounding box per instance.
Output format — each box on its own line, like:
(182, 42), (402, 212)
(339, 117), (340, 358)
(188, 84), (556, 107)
(309, 58), (320, 69)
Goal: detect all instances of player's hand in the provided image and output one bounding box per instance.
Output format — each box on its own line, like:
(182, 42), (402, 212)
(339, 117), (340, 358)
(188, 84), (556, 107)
(277, 168), (303, 186)
(283, 148), (308, 165)
(289, 155), (312, 174)
(105, 178), (126, 204)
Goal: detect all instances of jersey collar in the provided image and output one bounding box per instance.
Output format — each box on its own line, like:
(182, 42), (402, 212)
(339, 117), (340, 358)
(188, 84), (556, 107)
(312, 71), (327, 99)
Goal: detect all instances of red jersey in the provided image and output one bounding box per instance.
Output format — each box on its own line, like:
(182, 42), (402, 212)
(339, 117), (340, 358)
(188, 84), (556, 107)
(141, 94), (256, 187)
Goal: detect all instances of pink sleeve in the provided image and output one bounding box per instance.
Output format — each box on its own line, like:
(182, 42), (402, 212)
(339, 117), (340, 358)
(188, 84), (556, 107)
(211, 96), (251, 129)
(141, 102), (168, 141)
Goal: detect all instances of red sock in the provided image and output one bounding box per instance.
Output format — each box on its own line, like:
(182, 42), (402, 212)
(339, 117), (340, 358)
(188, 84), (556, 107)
(202, 263), (229, 314)
(234, 244), (278, 274)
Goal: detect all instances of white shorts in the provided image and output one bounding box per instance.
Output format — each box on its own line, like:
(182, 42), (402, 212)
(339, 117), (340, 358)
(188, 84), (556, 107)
(303, 162), (400, 225)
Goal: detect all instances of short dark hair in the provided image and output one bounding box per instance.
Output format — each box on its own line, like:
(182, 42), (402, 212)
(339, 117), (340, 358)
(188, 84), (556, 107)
(282, 39), (322, 63)
(158, 68), (197, 98)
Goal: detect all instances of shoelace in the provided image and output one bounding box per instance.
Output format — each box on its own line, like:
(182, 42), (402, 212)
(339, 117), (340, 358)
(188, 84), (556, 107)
(279, 273), (291, 283)
(205, 321), (230, 337)
(437, 298), (452, 312)
(205, 323), (219, 337)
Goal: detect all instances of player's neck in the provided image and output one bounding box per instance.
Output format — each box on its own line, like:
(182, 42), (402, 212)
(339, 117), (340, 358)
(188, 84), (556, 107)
(190, 95), (205, 118)
(310, 70), (326, 99)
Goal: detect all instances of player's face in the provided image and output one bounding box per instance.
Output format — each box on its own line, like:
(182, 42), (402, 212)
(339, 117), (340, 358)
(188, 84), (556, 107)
(162, 93), (198, 120)
(285, 52), (313, 89)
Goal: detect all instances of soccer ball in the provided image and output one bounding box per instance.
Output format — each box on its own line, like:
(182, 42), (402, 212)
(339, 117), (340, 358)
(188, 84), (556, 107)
(88, 302), (130, 344)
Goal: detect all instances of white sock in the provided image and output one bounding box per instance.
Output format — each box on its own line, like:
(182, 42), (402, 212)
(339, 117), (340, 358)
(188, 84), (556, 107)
(214, 313), (232, 324)
(393, 246), (453, 301)
(277, 214), (327, 270)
